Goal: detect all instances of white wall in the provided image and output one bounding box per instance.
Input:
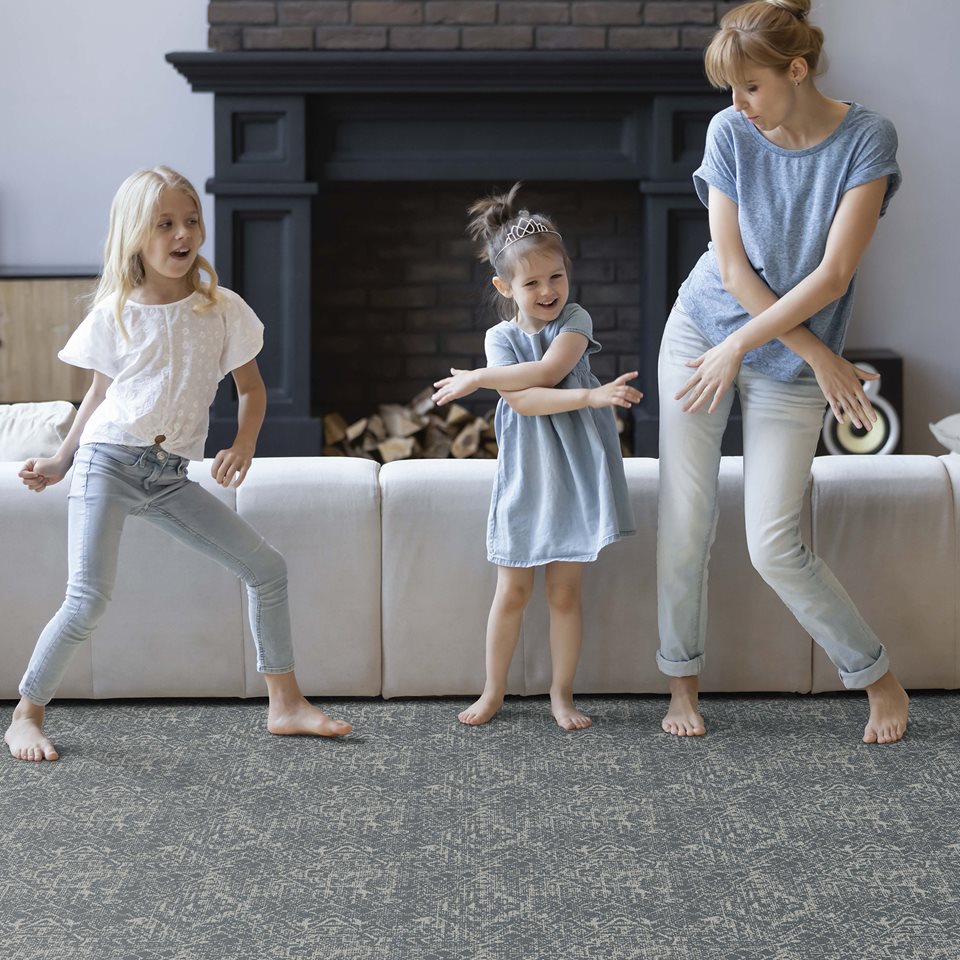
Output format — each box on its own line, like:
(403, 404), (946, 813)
(813, 0), (960, 453)
(0, 0), (212, 270)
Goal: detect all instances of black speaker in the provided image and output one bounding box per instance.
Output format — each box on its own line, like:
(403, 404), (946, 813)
(818, 349), (903, 455)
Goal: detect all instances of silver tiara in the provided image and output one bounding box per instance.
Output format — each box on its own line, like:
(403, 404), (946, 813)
(494, 217), (562, 263)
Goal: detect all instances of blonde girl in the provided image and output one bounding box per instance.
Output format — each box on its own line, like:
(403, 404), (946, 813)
(432, 184), (639, 730)
(657, 0), (908, 742)
(5, 166), (351, 761)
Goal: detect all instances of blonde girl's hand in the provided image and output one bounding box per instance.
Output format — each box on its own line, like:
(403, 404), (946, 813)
(212, 444), (253, 488)
(19, 456), (69, 492)
(431, 368), (479, 406)
(810, 352), (879, 430)
(676, 338), (744, 414)
(588, 372), (643, 409)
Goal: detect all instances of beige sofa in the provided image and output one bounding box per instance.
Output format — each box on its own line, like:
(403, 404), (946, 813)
(2, 455), (957, 700)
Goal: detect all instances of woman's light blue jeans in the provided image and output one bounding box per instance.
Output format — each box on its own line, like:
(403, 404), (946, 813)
(656, 304), (889, 689)
(19, 442), (295, 706)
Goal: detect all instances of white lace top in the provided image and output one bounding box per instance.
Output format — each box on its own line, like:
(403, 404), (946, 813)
(59, 287), (263, 460)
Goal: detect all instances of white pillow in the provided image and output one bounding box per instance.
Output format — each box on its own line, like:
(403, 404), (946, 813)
(930, 413), (960, 454)
(0, 401), (77, 461)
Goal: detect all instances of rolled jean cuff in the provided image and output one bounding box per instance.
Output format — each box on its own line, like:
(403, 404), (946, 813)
(656, 650), (705, 678)
(838, 645), (890, 690)
(258, 662), (296, 676)
(18, 684), (51, 708)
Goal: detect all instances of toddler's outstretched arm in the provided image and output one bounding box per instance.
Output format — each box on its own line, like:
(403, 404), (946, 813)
(432, 331), (589, 405)
(502, 372), (642, 417)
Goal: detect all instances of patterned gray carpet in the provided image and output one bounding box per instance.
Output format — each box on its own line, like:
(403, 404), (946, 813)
(2, 694), (959, 960)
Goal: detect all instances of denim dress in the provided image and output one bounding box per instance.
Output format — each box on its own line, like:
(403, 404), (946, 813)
(484, 303), (635, 567)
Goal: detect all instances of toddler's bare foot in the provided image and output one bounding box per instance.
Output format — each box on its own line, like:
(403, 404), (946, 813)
(458, 692), (504, 725)
(863, 671), (909, 744)
(550, 692), (592, 731)
(5, 700), (59, 761)
(662, 676), (706, 736)
(267, 699), (352, 738)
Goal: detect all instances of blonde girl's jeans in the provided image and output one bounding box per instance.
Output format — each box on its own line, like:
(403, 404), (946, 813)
(19, 442), (295, 706)
(656, 303), (890, 689)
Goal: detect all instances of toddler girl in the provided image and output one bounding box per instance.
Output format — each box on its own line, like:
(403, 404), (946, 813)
(5, 166), (352, 761)
(433, 184), (640, 729)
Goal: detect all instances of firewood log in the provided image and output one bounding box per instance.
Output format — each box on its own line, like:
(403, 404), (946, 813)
(346, 417), (368, 442)
(378, 437), (416, 462)
(451, 418), (484, 459)
(423, 423), (452, 459)
(366, 414), (386, 441)
(379, 404), (426, 438)
(323, 413), (348, 445)
(445, 404), (471, 427)
(410, 387), (436, 418)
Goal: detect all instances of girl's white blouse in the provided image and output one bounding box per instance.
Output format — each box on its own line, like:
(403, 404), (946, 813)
(59, 287), (264, 461)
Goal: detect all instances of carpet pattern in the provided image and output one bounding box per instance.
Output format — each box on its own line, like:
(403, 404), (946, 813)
(2, 694), (959, 960)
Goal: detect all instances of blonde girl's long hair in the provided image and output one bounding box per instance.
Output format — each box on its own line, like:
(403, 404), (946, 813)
(704, 0), (825, 89)
(92, 166), (219, 337)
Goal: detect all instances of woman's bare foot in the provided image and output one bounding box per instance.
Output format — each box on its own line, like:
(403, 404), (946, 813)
(550, 691), (592, 731)
(863, 671), (909, 744)
(662, 676), (706, 736)
(267, 699), (352, 738)
(458, 692), (504, 725)
(4, 699), (59, 761)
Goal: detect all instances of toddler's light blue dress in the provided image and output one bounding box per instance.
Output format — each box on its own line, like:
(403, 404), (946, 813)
(484, 303), (636, 567)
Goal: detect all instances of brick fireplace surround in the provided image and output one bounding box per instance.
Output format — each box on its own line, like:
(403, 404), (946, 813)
(169, 1), (732, 455)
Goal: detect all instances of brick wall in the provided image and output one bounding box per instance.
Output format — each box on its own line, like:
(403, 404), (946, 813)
(209, 1), (733, 51)
(311, 182), (642, 421)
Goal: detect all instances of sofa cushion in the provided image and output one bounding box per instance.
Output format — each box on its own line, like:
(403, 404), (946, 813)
(0, 401), (76, 460)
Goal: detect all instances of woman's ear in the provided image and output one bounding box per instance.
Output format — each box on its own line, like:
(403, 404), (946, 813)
(790, 57), (808, 85)
(492, 276), (513, 299)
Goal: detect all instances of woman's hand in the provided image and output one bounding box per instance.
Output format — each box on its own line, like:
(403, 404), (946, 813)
(212, 443), (254, 488)
(19, 455), (70, 492)
(810, 351), (879, 430)
(432, 368), (479, 406)
(675, 338), (745, 413)
(588, 372), (643, 409)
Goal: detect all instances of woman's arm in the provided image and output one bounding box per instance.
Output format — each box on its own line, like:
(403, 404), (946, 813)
(211, 358), (266, 488)
(679, 180), (888, 419)
(432, 331), (589, 405)
(19, 370), (113, 491)
(502, 372), (642, 416)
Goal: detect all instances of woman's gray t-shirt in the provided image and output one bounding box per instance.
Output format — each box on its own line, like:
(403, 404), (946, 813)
(678, 102), (902, 381)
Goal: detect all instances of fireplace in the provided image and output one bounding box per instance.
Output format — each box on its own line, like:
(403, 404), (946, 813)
(167, 51), (726, 456)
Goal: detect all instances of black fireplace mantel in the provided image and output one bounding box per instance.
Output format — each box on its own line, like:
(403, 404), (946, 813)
(167, 50), (726, 456)
(168, 50), (712, 95)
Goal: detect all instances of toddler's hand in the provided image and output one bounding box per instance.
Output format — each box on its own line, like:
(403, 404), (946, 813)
(212, 445), (253, 488)
(588, 372), (643, 410)
(19, 456), (69, 492)
(432, 368), (478, 406)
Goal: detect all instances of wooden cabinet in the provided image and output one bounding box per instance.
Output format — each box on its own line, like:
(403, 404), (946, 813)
(0, 277), (96, 403)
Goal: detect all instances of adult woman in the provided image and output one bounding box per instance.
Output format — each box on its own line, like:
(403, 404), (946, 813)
(657, 0), (909, 742)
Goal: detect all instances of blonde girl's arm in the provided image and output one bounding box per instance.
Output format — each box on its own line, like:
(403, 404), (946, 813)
(19, 370), (112, 491)
(211, 358), (265, 489)
(502, 372), (642, 416)
(678, 177), (888, 417)
(432, 331), (589, 405)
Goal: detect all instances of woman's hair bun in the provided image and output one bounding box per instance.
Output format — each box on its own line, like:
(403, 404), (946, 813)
(765, 0), (811, 20)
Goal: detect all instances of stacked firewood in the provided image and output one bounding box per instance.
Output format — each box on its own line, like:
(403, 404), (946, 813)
(321, 387), (632, 462)
(322, 388), (498, 462)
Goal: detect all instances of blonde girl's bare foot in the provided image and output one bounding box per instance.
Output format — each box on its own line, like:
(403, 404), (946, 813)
(458, 692), (504, 725)
(550, 692), (592, 731)
(863, 671), (909, 744)
(4, 700), (59, 761)
(662, 676), (706, 737)
(267, 699), (352, 738)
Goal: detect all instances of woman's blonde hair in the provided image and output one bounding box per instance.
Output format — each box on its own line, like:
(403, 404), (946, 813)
(93, 166), (218, 337)
(704, 0), (825, 89)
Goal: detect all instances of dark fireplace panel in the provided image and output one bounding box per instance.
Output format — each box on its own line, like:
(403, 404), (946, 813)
(167, 52), (726, 456)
